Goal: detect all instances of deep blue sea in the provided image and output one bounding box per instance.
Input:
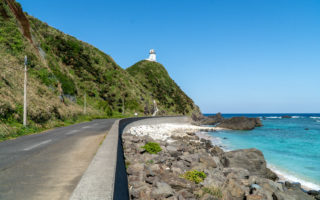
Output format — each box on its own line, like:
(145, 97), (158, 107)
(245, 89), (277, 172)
(204, 113), (320, 190)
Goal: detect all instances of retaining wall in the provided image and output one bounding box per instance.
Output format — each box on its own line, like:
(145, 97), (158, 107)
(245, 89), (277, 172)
(70, 116), (189, 200)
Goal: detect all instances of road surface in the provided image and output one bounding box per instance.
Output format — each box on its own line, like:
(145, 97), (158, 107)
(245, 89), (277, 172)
(0, 119), (116, 200)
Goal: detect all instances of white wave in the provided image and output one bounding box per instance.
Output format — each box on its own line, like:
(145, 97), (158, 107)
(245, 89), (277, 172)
(310, 116), (320, 119)
(267, 164), (320, 191)
(291, 116), (301, 119)
(195, 131), (230, 151)
(316, 120), (320, 123)
(266, 116), (282, 119)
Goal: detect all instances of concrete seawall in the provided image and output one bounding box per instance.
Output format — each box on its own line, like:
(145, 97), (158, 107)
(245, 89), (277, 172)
(70, 116), (190, 200)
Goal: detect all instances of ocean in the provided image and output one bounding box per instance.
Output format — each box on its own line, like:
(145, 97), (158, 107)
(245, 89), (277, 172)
(204, 113), (320, 190)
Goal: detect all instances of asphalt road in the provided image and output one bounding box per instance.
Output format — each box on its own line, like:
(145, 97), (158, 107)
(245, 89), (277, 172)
(0, 119), (116, 200)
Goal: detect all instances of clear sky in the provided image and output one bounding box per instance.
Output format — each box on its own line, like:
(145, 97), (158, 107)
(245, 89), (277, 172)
(19, 0), (320, 113)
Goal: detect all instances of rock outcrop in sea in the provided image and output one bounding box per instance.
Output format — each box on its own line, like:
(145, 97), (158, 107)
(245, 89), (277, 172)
(193, 112), (263, 130)
(217, 117), (263, 130)
(123, 125), (315, 200)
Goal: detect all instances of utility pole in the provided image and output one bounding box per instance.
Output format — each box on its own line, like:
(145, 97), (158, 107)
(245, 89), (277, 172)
(84, 93), (87, 114)
(23, 56), (27, 126)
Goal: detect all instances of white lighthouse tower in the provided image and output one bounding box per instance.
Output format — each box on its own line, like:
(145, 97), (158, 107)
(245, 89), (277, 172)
(146, 49), (156, 62)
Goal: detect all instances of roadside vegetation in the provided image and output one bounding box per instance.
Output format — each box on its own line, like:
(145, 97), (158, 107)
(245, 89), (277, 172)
(141, 142), (162, 154)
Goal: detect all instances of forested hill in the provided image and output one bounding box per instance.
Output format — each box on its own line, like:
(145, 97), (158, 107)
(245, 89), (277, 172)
(126, 60), (198, 115)
(0, 0), (200, 139)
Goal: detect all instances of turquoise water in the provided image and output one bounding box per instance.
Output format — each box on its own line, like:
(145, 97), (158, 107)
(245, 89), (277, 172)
(205, 113), (320, 190)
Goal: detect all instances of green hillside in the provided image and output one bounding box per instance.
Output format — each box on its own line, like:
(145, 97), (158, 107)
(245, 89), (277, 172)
(0, 0), (200, 140)
(126, 60), (198, 115)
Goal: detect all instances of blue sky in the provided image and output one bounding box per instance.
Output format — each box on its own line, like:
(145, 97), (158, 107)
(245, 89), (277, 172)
(19, 0), (320, 113)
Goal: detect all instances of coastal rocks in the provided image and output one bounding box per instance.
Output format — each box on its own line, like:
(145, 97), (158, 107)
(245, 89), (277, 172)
(222, 178), (248, 200)
(123, 125), (315, 200)
(307, 190), (320, 200)
(199, 112), (224, 125)
(151, 182), (174, 198)
(195, 113), (263, 130)
(223, 148), (278, 181)
(217, 117), (263, 130)
(282, 115), (292, 119)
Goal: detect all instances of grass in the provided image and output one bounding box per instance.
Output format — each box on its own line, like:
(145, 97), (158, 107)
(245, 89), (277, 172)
(202, 187), (222, 199)
(0, 113), (123, 142)
(194, 187), (223, 199)
(141, 142), (162, 154)
(181, 170), (207, 184)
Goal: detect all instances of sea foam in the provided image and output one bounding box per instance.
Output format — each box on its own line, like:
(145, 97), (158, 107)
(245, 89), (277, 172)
(292, 116), (302, 119)
(310, 116), (320, 119)
(266, 116), (282, 119)
(268, 164), (320, 191)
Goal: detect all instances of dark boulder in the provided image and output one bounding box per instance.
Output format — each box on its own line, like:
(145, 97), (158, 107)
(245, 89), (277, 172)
(217, 117), (262, 130)
(223, 148), (278, 180)
(282, 115), (292, 119)
(200, 112), (224, 125)
(307, 190), (320, 197)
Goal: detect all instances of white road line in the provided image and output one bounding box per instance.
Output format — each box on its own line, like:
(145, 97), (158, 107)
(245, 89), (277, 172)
(82, 126), (91, 129)
(66, 130), (78, 135)
(23, 139), (52, 151)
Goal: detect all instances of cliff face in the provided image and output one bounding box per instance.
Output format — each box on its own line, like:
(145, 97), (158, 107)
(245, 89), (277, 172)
(0, 0), (200, 139)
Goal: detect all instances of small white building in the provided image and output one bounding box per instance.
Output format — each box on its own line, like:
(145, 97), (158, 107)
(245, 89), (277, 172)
(146, 49), (156, 62)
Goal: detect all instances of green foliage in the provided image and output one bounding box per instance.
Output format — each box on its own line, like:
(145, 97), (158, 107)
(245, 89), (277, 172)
(28, 15), (148, 113)
(25, 52), (39, 68)
(126, 60), (196, 115)
(97, 100), (113, 116)
(14, 1), (22, 10)
(32, 68), (57, 87)
(0, 103), (20, 123)
(0, 113), (113, 142)
(0, 12), (25, 55)
(141, 142), (162, 154)
(43, 34), (94, 76)
(48, 59), (77, 95)
(182, 170), (207, 184)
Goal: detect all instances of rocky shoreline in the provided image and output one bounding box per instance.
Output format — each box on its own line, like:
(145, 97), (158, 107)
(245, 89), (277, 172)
(193, 113), (263, 130)
(122, 123), (319, 200)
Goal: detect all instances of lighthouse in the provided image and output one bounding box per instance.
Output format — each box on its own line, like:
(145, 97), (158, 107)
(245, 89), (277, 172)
(146, 49), (156, 62)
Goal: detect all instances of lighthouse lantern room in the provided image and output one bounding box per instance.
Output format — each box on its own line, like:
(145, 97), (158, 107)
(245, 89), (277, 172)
(146, 49), (156, 62)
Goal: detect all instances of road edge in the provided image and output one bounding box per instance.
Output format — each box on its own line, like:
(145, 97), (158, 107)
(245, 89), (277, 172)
(69, 116), (189, 200)
(69, 120), (120, 200)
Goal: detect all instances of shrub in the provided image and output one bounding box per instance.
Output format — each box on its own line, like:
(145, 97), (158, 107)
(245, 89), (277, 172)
(141, 142), (162, 154)
(34, 68), (57, 87)
(48, 60), (77, 95)
(182, 170), (206, 184)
